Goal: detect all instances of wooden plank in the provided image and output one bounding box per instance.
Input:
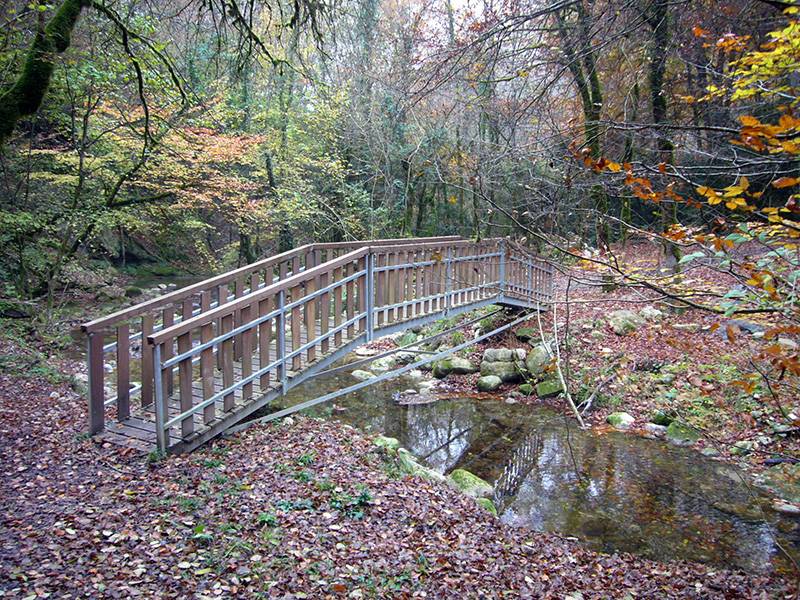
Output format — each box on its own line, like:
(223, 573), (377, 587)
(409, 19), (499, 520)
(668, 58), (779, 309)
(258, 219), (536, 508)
(233, 276), (245, 361)
(161, 307), (174, 398)
(240, 303), (253, 401)
(200, 291), (215, 424)
(116, 324), (130, 421)
(346, 262), (355, 339)
(221, 314), (235, 411)
(141, 315), (154, 407)
(387, 251), (396, 323)
(177, 332), (194, 438)
(88, 332), (105, 433)
(319, 270), (330, 353)
(304, 279), (317, 362)
(358, 257), (368, 333)
(333, 266), (343, 346)
(291, 285), (302, 370)
(394, 250), (403, 320)
(258, 296), (273, 391)
(376, 252), (385, 326)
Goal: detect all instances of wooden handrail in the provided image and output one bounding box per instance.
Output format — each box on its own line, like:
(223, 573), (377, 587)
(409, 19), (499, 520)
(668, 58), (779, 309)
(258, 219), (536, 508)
(148, 247), (369, 345)
(81, 236), (461, 333)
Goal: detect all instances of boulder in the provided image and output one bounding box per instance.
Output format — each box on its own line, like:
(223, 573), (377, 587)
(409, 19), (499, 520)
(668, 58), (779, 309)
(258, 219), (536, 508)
(700, 447), (720, 457)
(351, 369), (374, 382)
(480, 361), (523, 383)
(518, 383), (533, 396)
(515, 327), (538, 342)
(607, 412), (635, 430)
(643, 423), (667, 439)
(477, 375), (502, 392)
(483, 348), (526, 363)
(397, 448), (445, 482)
(525, 344), (551, 378)
(650, 410), (674, 426)
(666, 421), (700, 446)
(371, 355), (399, 372)
(396, 331), (419, 347)
(639, 306), (664, 321)
(476, 497), (498, 517)
(607, 310), (645, 335)
(731, 440), (755, 456)
(432, 357), (478, 379)
(448, 469), (493, 498)
(373, 436), (400, 451)
(535, 379), (563, 398)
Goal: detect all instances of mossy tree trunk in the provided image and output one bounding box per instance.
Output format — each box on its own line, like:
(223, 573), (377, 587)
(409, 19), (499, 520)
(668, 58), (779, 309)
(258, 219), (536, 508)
(0, 0), (88, 145)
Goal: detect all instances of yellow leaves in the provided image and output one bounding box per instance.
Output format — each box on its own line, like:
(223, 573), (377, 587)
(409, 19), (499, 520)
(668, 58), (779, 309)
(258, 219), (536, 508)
(697, 185), (722, 205)
(606, 161), (622, 173)
(773, 177), (800, 188)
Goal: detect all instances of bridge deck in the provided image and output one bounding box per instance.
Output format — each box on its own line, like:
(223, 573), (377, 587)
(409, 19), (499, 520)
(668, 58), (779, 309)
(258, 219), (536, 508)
(82, 237), (553, 454)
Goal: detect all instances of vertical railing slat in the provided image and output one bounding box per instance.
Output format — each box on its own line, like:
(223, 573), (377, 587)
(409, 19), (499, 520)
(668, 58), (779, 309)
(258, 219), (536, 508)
(200, 291), (215, 424)
(291, 285), (302, 370)
(333, 265), (343, 346)
(177, 331), (193, 438)
(141, 315), (154, 407)
(221, 314), (235, 411)
(116, 324), (130, 421)
(88, 332), (105, 433)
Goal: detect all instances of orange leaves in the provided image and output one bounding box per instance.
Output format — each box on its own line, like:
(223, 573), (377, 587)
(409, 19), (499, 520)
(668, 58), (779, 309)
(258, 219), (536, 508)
(715, 33), (751, 53)
(773, 177), (800, 189)
(692, 25), (709, 38)
(733, 113), (800, 156)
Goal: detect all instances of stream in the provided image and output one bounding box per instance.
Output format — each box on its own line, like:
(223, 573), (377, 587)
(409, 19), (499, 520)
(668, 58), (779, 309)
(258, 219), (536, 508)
(74, 274), (800, 576)
(274, 367), (800, 576)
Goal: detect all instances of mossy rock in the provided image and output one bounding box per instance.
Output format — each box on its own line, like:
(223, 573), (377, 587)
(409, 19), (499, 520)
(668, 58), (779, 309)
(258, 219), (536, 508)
(515, 327), (538, 342)
(396, 331), (418, 347)
(607, 310), (645, 336)
(480, 360), (523, 383)
(757, 463), (800, 504)
(477, 375), (502, 392)
(124, 286), (144, 298)
(535, 379), (563, 398)
(432, 357), (478, 379)
(607, 412), (634, 429)
(373, 436), (400, 452)
(483, 348), (525, 362)
(448, 468), (493, 498)
(476, 497), (498, 517)
(351, 369), (373, 382)
(666, 421), (700, 446)
(650, 410), (674, 426)
(519, 383), (533, 396)
(525, 344), (551, 378)
(397, 448), (445, 482)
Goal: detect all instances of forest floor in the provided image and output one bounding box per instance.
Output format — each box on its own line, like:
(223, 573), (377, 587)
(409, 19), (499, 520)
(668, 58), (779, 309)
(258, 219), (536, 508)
(0, 347), (796, 599)
(427, 243), (800, 481)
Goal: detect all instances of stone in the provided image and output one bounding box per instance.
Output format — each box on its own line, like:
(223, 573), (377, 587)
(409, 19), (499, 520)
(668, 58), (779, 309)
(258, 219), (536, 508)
(477, 375), (502, 392)
(643, 423), (667, 438)
(757, 463), (800, 504)
(403, 389), (417, 395)
(397, 448), (445, 482)
(518, 383), (533, 396)
(396, 331), (418, 347)
(672, 323), (700, 332)
(535, 379), (563, 398)
(373, 436), (400, 451)
(731, 440), (755, 456)
(666, 421), (700, 446)
(657, 373), (676, 385)
(772, 500), (800, 516)
(283, 417), (295, 426)
(607, 412), (635, 430)
(525, 344), (551, 378)
(351, 369), (374, 382)
(124, 286), (144, 298)
(778, 338), (798, 352)
(432, 357), (478, 379)
(515, 327), (538, 342)
(479, 360), (523, 383)
(701, 447), (721, 457)
(405, 369), (424, 380)
(448, 469), (493, 498)
(354, 347), (379, 357)
(418, 380), (438, 392)
(639, 306), (664, 321)
(476, 497), (498, 516)
(483, 348), (525, 362)
(371, 355), (399, 372)
(650, 410), (674, 426)
(607, 310), (645, 336)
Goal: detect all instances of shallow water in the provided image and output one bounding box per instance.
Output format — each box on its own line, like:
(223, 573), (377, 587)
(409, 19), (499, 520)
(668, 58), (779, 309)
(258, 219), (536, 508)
(274, 367), (800, 575)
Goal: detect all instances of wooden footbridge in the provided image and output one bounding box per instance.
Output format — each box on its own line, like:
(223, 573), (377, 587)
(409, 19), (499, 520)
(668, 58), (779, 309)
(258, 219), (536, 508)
(81, 236), (553, 453)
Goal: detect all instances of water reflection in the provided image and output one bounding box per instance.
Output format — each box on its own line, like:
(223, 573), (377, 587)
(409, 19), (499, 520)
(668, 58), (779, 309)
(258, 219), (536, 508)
(275, 369), (799, 574)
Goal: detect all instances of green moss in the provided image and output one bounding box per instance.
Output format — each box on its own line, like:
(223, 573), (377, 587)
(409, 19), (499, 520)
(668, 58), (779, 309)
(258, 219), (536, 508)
(476, 497), (498, 517)
(448, 469), (493, 498)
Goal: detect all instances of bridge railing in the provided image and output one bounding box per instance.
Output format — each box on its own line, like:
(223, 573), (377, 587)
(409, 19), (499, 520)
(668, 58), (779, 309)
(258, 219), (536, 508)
(80, 236), (461, 435)
(144, 238), (525, 451)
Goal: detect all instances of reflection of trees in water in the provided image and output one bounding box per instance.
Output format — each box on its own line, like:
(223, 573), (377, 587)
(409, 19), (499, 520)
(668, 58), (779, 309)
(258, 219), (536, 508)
(493, 429), (544, 513)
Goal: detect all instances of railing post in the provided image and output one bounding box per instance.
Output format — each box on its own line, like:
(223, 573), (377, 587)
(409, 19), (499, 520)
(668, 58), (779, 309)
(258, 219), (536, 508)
(445, 246), (453, 315)
(153, 344), (167, 453)
(366, 252), (374, 342)
(87, 332), (105, 434)
(527, 260), (532, 302)
(278, 289), (287, 395)
(499, 239), (506, 298)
